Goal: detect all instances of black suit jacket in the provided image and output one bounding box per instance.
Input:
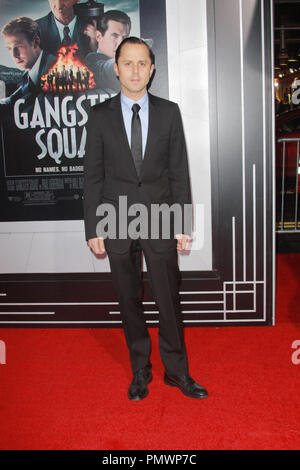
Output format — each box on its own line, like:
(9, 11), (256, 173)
(36, 13), (91, 58)
(83, 93), (192, 254)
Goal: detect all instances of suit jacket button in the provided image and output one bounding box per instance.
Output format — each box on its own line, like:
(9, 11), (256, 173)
(138, 182), (142, 187)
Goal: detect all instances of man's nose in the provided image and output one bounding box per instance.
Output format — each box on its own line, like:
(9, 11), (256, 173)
(13, 46), (20, 58)
(132, 63), (139, 75)
(54, 0), (65, 10)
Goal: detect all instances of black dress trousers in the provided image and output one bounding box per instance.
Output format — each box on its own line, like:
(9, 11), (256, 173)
(106, 238), (189, 376)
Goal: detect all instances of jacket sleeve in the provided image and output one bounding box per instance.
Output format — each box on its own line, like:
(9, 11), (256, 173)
(168, 104), (193, 236)
(85, 54), (121, 93)
(83, 106), (105, 241)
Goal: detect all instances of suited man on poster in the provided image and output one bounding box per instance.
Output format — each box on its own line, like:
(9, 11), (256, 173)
(0, 17), (56, 108)
(84, 37), (209, 401)
(85, 10), (131, 94)
(36, 0), (92, 57)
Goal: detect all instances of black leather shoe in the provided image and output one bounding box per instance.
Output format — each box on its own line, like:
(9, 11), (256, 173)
(164, 373), (208, 399)
(128, 366), (153, 401)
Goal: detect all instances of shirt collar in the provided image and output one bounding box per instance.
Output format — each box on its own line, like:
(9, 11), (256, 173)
(28, 50), (43, 85)
(96, 48), (110, 58)
(54, 15), (77, 40)
(121, 91), (148, 111)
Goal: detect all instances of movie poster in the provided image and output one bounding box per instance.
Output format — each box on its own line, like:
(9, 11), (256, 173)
(0, 0), (160, 222)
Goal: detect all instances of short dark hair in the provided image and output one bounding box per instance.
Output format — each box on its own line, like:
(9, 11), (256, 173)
(1, 17), (40, 44)
(97, 10), (131, 36)
(115, 37), (155, 65)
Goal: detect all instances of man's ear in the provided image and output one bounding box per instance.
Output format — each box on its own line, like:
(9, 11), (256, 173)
(95, 30), (102, 43)
(33, 35), (41, 49)
(113, 61), (119, 78)
(150, 63), (155, 76)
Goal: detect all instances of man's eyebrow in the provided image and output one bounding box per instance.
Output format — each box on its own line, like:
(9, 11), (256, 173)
(7, 40), (22, 46)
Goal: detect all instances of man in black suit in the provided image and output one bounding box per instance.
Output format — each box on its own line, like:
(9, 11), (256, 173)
(61, 65), (68, 91)
(47, 69), (54, 91)
(85, 10), (131, 95)
(54, 67), (61, 92)
(36, 0), (91, 58)
(83, 68), (90, 90)
(76, 67), (83, 91)
(68, 64), (74, 91)
(0, 17), (56, 107)
(84, 37), (208, 401)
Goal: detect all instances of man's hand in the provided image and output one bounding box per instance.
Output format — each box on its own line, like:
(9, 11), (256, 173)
(176, 234), (191, 251)
(83, 20), (98, 51)
(88, 237), (106, 255)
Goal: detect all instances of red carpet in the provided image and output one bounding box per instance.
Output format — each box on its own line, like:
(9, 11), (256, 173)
(0, 253), (300, 450)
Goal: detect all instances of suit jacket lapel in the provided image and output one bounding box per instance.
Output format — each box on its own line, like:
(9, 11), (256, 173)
(73, 18), (80, 45)
(109, 93), (161, 181)
(109, 94), (139, 179)
(38, 51), (46, 80)
(50, 13), (62, 51)
(140, 93), (161, 179)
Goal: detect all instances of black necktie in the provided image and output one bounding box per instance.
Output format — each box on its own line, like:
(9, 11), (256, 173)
(22, 71), (35, 93)
(62, 26), (71, 46)
(131, 103), (142, 177)
(22, 71), (29, 88)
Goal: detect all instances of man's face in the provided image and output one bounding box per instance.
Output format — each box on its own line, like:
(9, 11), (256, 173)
(4, 32), (40, 70)
(48, 0), (79, 25)
(114, 42), (154, 100)
(96, 20), (129, 58)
